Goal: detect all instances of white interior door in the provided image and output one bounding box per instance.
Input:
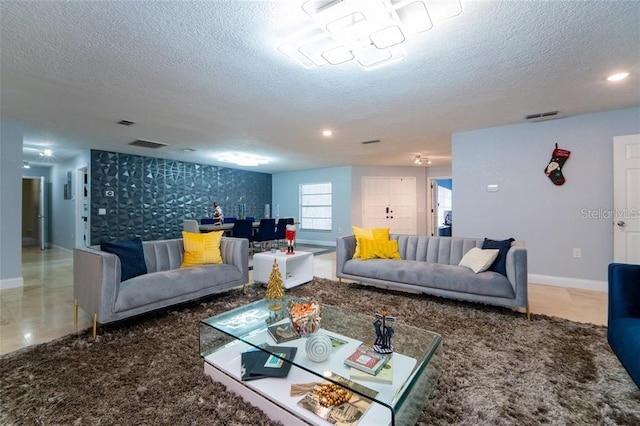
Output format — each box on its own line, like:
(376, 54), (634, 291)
(38, 176), (48, 250)
(362, 177), (391, 228)
(389, 177), (416, 234)
(362, 177), (416, 234)
(613, 134), (640, 264)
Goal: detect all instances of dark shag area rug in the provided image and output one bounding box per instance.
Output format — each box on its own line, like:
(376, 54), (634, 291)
(2, 278), (639, 425)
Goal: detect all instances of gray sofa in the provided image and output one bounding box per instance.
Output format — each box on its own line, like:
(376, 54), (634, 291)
(336, 234), (529, 317)
(73, 237), (249, 336)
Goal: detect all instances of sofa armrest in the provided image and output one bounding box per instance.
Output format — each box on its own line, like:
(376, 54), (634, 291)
(73, 247), (120, 322)
(336, 235), (356, 277)
(505, 242), (528, 306)
(220, 237), (249, 285)
(608, 263), (640, 322)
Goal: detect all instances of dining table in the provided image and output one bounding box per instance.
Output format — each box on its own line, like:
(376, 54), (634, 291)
(199, 222), (261, 234)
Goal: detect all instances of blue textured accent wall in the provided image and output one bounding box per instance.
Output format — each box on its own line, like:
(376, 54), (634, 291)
(90, 150), (271, 244)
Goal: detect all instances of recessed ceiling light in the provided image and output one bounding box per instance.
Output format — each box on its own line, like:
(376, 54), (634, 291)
(322, 130), (333, 137)
(40, 148), (53, 157)
(217, 153), (269, 167)
(181, 148), (196, 153)
(607, 72), (630, 82)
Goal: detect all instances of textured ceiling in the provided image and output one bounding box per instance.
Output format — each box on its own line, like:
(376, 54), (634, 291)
(1, 1), (639, 173)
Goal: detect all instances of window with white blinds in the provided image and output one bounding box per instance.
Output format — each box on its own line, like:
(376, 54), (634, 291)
(300, 183), (332, 231)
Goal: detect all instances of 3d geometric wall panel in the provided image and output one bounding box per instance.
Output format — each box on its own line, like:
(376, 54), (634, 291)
(90, 150), (272, 244)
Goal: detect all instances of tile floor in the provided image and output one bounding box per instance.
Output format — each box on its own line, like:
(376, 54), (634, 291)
(0, 245), (608, 355)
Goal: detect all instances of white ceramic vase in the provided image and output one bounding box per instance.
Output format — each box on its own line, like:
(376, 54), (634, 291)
(305, 333), (332, 363)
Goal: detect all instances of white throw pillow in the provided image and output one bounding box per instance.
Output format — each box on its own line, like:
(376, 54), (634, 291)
(459, 247), (500, 274)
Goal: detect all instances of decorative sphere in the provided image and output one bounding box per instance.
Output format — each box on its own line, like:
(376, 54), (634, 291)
(305, 333), (332, 363)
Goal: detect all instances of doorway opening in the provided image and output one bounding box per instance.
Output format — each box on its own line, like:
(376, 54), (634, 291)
(22, 176), (49, 249)
(428, 178), (453, 237)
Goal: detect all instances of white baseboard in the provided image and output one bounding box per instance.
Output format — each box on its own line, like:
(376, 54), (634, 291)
(528, 274), (607, 293)
(295, 239), (336, 247)
(0, 276), (24, 290)
(51, 244), (73, 253)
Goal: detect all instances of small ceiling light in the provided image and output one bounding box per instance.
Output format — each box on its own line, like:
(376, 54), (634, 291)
(217, 153), (269, 167)
(40, 148), (53, 157)
(22, 161), (30, 169)
(322, 129), (333, 137)
(181, 148), (196, 153)
(414, 155), (431, 165)
(607, 72), (630, 82)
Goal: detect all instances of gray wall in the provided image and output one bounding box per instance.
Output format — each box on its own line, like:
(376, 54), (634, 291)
(452, 106), (640, 285)
(0, 119), (24, 287)
(272, 166), (352, 246)
(51, 151), (90, 249)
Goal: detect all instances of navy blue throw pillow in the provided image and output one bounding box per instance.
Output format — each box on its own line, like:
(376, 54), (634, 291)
(100, 237), (147, 282)
(482, 238), (515, 276)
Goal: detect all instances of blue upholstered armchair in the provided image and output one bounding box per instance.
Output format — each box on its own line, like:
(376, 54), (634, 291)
(607, 263), (640, 389)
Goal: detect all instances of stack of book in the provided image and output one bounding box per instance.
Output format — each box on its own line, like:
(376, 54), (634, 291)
(240, 345), (297, 381)
(344, 343), (392, 383)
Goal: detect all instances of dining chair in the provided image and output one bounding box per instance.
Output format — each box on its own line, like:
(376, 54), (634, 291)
(231, 220), (255, 253)
(253, 218), (277, 251)
(183, 219), (200, 233)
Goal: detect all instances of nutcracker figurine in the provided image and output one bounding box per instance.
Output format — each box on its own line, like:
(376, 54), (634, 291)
(285, 224), (296, 255)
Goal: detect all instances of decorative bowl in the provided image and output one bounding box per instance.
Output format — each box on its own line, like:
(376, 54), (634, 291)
(287, 298), (321, 337)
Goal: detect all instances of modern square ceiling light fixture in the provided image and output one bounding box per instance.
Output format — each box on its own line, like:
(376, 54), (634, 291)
(278, 0), (463, 70)
(217, 153), (270, 167)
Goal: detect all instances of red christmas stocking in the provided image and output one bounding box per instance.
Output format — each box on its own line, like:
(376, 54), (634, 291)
(544, 143), (571, 185)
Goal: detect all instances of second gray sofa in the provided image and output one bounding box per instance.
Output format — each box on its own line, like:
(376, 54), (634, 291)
(336, 234), (529, 317)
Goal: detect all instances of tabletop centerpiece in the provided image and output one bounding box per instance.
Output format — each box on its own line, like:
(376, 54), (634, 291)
(287, 297), (321, 337)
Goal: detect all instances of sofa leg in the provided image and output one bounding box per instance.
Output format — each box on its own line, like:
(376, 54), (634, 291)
(242, 284), (247, 295)
(338, 278), (342, 284)
(92, 314), (97, 339)
(526, 304), (531, 321)
(74, 299), (78, 324)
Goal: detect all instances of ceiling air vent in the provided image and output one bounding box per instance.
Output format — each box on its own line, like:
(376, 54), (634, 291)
(118, 120), (136, 126)
(361, 139), (381, 145)
(525, 110), (560, 122)
(128, 139), (168, 149)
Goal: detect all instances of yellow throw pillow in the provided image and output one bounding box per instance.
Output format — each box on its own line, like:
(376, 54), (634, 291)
(359, 238), (401, 260)
(181, 231), (223, 267)
(352, 226), (390, 259)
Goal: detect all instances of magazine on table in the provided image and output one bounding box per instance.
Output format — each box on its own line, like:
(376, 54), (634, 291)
(240, 345), (297, 381)
(266, 322), (299, 344)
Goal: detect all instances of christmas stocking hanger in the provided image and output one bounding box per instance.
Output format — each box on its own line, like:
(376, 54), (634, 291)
(544, 143), (571, 185)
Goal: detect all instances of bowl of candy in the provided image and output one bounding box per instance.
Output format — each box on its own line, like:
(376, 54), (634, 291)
(287, 298), (321, 337)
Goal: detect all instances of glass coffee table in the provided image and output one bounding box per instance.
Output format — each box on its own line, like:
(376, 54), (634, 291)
(199, 299), (442, 425)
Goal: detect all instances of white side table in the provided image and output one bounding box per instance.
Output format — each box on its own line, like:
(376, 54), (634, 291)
(252, 250), (313, 289)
